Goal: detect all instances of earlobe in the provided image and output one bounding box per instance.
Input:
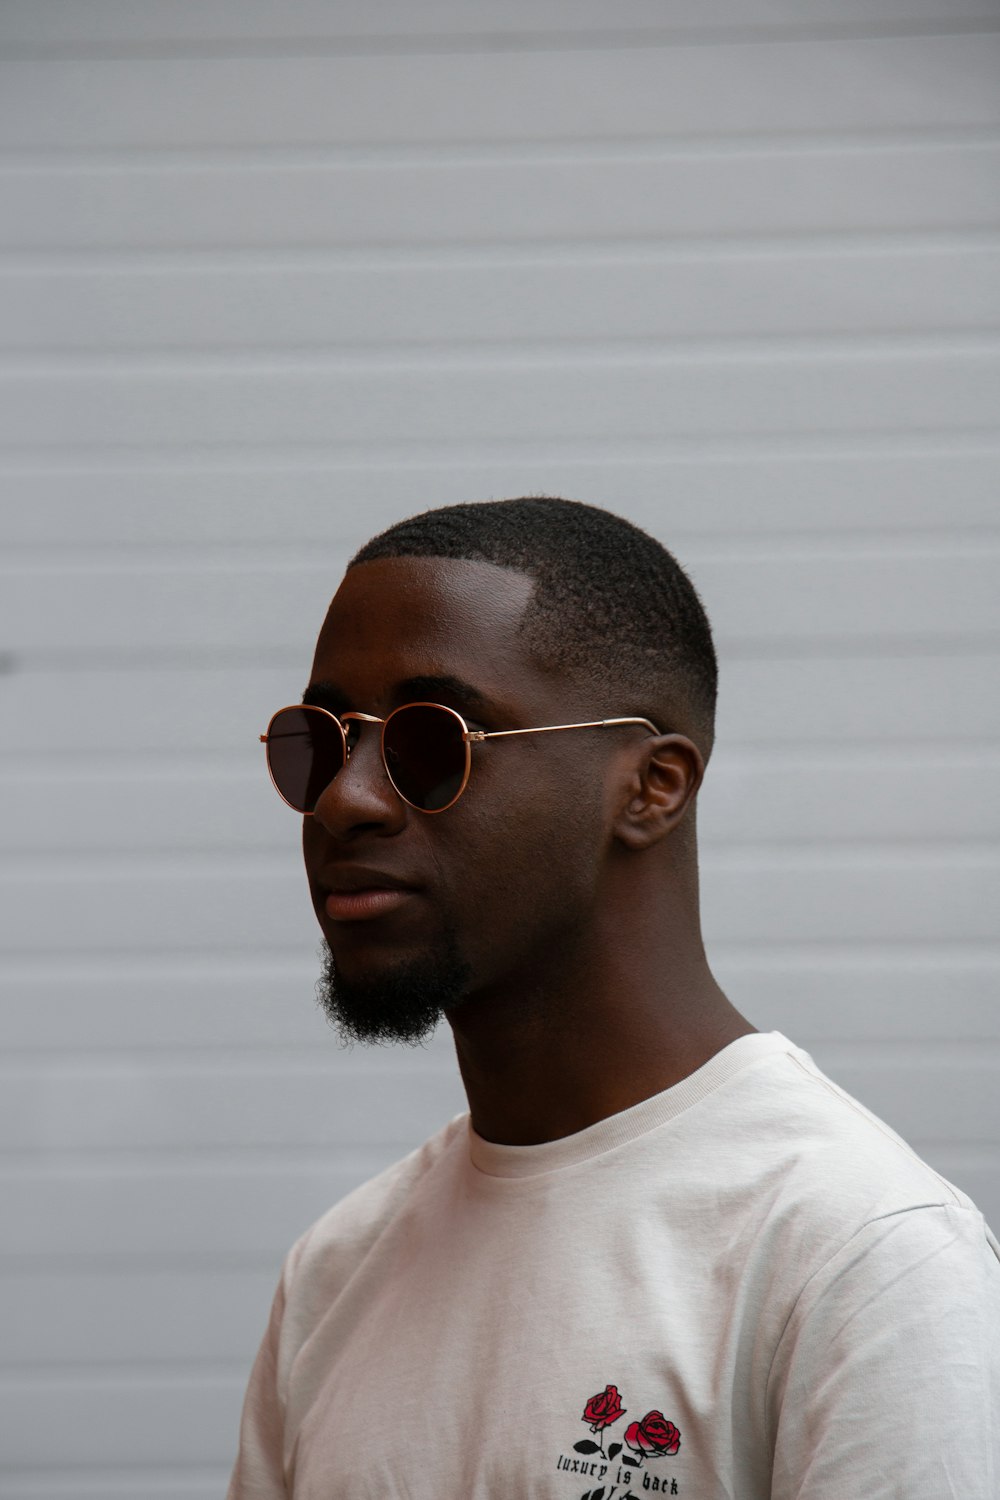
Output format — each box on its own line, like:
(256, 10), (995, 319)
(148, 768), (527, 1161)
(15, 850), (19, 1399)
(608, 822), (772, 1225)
(614, 735), (704, 852)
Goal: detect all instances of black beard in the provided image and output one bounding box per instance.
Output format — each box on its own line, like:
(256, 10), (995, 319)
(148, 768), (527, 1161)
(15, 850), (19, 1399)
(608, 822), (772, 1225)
(315, 932), (472, 1045)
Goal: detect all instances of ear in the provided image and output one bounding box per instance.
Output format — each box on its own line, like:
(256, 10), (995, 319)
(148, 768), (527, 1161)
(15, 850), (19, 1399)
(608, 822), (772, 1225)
(613, 735), (705, 852)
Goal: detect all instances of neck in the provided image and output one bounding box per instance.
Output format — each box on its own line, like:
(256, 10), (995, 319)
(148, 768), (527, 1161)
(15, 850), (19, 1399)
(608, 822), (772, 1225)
(448, 887), (755, 1147)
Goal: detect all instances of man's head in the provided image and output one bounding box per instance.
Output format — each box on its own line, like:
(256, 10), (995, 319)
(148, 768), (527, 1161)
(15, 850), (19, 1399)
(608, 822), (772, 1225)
(295, 497), (717, 1045)
(351, 496), (717, 765)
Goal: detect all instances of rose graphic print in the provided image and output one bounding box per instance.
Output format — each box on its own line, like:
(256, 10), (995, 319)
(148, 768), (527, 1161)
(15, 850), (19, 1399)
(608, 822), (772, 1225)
(566, 1385), (680, 1493)
(623, 1409), (681, 1458)
(582, 1384), (626, 1433)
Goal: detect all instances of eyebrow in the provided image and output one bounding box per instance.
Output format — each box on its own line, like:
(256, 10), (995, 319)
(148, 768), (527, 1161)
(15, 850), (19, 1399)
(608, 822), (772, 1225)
(302, 675), (497, 717)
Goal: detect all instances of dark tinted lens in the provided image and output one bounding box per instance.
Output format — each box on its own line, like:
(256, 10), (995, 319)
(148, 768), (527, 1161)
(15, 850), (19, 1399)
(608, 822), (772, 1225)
(383, 704), (469, 811)
(266, 706), (345, 812)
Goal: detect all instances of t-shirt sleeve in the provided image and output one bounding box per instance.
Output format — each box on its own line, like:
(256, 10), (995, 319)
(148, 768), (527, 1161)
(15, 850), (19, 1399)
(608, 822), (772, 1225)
(227, 1272), (289, 1500)
(767, 1202), (1000, 1500)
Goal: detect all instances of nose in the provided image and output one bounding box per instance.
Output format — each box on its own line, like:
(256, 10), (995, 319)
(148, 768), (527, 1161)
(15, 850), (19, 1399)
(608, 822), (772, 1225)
(310, 720), (407, 839)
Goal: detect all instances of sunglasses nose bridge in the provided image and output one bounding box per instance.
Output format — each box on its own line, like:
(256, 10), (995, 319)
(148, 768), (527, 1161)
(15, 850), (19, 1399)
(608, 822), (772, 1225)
(336, 710), (385, 766)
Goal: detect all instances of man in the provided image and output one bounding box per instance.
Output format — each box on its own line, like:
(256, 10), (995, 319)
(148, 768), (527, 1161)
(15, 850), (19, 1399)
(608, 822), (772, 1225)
(230, 497), (999, 1499)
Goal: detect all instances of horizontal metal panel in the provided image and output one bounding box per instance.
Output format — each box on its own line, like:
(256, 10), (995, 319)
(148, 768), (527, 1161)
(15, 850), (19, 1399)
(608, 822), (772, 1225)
(3, 955), (996, 1051)
(3, 655), (998, 755)
(0, 1060), (467, 1151)
(3, 241), (999, 349)
(0, 1159), (396, 1258)
(701, 749), (1000, 843)
(1, 1054), (991, 1152)
(806, 1055), (1000, 1141)
(698, 847), (999, 944)
(4, 545), (999, 653)
(716, 957), (1000, 1043)
(3, 143), (997, 251)
(1, 450), (998, 543)
(1, 849), (996, 951)
(0, 668), (293, 752)
(718, 653), (1000, 742)
(0, 559), (336, 654)
(2, 345), (999, 448)
(693, 546), (1000, 642)
(2, 750), (999, 851)
(0, 959), (344, 1050)
(3, 1267), (274, 1365)
(0, 0), (981, 48)
(0, 1370), (242, 1469)
(1, 37), (998, 150)
(0, 861), (322, 953)
(0, 1473), (224, 1500)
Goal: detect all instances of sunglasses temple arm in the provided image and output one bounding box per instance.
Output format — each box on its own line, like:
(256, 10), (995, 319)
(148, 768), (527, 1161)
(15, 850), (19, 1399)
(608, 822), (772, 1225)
(467, 717), (660, 743)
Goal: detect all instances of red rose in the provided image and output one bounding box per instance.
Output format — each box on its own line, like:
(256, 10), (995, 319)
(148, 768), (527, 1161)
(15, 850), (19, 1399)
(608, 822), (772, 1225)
(582, 1384), (626, 1432)
(624, 1410), (681, 1457)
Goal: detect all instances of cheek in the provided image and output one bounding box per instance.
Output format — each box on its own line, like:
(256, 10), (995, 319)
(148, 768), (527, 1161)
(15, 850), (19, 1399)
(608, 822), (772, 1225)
(452, 780), (607, 935)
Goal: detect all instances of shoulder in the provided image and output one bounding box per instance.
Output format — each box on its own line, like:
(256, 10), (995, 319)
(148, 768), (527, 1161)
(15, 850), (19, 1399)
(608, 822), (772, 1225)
(766, 1196), (1000, 1494)
(734, 1037), (977, 1220)
(721, 1043), (1000, 1483)
(692, 1036), (1000, 1296)
(280, 1113), (468, 1311)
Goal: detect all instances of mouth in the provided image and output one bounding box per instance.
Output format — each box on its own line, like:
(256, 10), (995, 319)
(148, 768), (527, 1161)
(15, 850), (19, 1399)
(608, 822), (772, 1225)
(324, 887), (418, 922)
(318, 867), (422, 925)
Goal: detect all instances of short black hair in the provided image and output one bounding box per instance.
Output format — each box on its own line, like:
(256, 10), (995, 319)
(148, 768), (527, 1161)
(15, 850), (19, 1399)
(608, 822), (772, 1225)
(350, 497), (717, 760)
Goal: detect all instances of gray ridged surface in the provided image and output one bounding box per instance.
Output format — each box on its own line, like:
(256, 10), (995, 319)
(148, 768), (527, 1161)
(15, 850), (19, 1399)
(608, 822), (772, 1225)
(0, 2), (998, 1492)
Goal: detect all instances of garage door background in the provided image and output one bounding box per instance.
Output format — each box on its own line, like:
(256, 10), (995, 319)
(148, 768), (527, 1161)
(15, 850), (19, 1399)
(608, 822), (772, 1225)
(1, 3), (998, 1494)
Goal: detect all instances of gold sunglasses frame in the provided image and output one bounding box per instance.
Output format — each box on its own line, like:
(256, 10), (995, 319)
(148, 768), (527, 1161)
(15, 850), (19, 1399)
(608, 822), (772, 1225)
(260, 701), (662, 815)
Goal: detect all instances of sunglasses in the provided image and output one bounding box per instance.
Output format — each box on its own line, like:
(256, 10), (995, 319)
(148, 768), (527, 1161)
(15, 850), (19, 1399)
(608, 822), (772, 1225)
(261, 702), (662, 815)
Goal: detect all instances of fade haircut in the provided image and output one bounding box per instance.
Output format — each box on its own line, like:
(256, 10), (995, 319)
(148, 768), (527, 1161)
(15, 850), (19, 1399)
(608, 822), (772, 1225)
(350, 497), (718, 761)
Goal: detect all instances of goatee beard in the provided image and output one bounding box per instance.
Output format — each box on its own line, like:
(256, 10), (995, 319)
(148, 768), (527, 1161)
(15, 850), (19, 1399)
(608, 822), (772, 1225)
(316, 933), (472, 1045)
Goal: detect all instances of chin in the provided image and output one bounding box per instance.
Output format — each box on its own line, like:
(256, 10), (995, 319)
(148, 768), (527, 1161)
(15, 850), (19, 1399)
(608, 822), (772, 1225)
(315, 933), (471, 1048)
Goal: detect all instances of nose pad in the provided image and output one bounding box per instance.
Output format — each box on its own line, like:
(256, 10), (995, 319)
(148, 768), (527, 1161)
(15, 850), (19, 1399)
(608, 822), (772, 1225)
(341, 722), (381, 782)
(340, 713), (388, 787)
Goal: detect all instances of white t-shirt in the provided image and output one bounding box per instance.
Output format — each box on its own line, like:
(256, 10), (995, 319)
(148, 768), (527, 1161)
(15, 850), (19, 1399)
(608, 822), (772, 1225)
(228, 1032), (1000, 1499)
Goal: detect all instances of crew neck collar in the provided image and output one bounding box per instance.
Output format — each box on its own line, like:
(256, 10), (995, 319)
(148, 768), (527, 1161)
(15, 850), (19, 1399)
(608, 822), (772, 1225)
(468, 1031), (795, 1179)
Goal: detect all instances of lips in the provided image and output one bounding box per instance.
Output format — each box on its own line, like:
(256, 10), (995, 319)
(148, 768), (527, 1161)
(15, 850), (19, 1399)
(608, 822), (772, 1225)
(318, 866), (421, 924)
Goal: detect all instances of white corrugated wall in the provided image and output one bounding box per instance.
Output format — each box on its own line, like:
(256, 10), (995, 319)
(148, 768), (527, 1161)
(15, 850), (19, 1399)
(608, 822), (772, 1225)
(0, 2), (998, 1493)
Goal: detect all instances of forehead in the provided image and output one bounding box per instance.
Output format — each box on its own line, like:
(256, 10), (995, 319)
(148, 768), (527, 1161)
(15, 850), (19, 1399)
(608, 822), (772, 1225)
(310, 555), (539, 709)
